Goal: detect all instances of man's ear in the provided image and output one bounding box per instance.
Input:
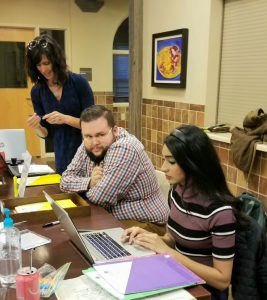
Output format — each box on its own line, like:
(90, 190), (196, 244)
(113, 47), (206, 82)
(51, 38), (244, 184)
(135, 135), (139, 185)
(113, 125), (119, 137)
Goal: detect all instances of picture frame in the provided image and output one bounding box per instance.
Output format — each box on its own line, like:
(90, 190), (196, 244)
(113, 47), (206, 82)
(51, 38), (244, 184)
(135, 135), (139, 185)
(151, 28), (188, 88)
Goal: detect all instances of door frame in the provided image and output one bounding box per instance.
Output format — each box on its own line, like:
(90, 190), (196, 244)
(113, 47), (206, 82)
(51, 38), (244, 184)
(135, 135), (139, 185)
(0, 24), (70, 158)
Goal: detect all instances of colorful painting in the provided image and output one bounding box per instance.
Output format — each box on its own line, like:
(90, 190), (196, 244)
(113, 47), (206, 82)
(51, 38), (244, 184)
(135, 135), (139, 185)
(152, 29), (188, 88)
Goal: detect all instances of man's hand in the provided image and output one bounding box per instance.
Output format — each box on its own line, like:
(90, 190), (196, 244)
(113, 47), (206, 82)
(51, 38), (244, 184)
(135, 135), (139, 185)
(90, 166), (103, 188)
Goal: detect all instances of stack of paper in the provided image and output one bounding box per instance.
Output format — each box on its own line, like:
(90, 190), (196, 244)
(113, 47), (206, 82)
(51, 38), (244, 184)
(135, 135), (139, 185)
(18, 164), (55, 174)
(21, 229), (51, 250)
(82, 254), (204, 299)
(55, 275), (197, 300)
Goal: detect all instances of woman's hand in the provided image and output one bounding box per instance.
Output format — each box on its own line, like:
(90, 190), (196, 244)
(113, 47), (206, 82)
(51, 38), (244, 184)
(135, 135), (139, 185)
(122, 227), (171, 254)
(121, 227), (148, 244)
(134, 232), (171, 254)
(27, 113), (41, 129)
(43, 111), (67, 124)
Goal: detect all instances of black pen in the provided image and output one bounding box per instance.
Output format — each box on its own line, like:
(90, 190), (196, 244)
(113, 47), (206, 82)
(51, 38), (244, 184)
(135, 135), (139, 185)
(42, 220), (60, 228)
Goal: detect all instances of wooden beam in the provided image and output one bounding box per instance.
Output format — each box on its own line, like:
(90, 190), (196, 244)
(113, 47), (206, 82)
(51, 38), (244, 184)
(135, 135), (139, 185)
(128, 0), (143, 139)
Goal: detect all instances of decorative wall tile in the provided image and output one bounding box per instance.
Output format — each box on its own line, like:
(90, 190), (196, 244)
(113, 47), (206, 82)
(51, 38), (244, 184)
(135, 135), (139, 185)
(247, 174), (260, 192)
(259, 177), (267, 195)
(219, 148), (229, 164)
(96, 95), (266, 213)
(260, 158), (267, 177)
(141, 98), (266, 212)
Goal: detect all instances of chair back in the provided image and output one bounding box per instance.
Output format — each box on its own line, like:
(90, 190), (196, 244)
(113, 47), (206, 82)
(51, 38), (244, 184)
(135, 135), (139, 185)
(232, 217), (267, 300)
(155, 170), (170, 202)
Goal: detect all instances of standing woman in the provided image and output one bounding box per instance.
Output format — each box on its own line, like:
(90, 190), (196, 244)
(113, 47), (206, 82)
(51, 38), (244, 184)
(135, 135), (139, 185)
(123, 125), (245, 300)
(25, 34), (94, 174)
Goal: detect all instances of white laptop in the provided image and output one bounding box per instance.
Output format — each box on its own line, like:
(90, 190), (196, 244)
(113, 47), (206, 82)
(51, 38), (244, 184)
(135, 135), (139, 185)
(0, 129), (27, 163)
(43, 191), (154, 264)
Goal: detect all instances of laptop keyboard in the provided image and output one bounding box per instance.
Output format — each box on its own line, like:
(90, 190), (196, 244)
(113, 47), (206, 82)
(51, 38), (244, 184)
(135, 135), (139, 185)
(84, 232), (131, 259)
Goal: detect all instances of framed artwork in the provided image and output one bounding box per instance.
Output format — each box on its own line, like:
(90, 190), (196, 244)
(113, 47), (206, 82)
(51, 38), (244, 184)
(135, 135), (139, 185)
(151, 28), (188, 88)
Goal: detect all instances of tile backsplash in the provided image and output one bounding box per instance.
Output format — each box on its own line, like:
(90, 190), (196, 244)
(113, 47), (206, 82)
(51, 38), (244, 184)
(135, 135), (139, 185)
(94, 92), (128, 129)
(95, 94), (266, 212)
(141, 98), (266, 212)
(142, 99), (204, 169)
(212, 140), (267, 212)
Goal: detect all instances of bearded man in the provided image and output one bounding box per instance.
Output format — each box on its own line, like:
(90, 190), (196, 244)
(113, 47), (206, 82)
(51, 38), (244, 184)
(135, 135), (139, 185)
(60, 105), (169, 235)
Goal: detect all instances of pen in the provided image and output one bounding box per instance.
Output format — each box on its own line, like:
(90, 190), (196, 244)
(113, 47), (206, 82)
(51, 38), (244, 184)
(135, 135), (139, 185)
(42, 220), (60, 228)
(14, 220), (27, 226)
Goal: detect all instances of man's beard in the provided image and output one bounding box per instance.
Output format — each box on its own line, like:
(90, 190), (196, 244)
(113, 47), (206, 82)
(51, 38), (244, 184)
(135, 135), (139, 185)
(86, 148), (108, 165)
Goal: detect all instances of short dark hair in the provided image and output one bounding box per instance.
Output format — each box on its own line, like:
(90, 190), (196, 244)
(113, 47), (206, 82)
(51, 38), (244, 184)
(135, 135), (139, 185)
(80, 105), (116, 128)
(25, 34), (68, 85)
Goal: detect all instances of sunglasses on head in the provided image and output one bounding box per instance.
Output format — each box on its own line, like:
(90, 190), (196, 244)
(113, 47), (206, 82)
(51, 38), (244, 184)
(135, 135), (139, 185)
(27, 38), (48, 50)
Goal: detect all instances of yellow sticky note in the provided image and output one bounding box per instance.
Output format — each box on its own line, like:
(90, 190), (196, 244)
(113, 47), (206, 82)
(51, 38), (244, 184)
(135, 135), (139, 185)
(15, 199), (76, 213)
(27, 174), (61, 186)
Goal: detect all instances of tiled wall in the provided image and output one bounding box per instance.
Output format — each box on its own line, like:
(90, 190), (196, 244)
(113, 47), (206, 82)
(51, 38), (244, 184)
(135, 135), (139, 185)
(141, 99), (205, 169)
(141, 98), (266, 212)
(97, 95), (266, 212)
(212, 141), (267, 212)
(94, 92), (129, 129)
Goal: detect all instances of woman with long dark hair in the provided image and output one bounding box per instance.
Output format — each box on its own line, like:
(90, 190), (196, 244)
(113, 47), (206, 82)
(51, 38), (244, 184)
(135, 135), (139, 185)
(122, 125), (244, 300)
(25, 34), (94, 174)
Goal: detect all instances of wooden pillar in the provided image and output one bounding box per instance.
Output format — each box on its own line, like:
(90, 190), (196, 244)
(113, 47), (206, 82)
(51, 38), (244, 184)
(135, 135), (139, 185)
(128, 0), (143, 139)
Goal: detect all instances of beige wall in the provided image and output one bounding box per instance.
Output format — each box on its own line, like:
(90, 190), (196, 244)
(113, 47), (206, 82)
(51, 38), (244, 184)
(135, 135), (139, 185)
(1, 0), (222, 125)
(69, 0), (128, 91)
(143, 0), (223, 126)
(0, 0), (128, 92)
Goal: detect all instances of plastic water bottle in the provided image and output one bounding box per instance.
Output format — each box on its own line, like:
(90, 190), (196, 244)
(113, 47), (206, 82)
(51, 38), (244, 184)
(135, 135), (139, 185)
(0, 208), (22, 287)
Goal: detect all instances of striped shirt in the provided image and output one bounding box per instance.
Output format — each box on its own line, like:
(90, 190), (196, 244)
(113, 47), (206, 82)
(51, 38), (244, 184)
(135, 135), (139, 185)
(168, 185), (236, 266)
(60, 128), (169, 223)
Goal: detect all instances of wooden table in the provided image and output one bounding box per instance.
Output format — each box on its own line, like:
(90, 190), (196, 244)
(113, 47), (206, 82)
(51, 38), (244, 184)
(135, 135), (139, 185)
(0, 167), (211, 300)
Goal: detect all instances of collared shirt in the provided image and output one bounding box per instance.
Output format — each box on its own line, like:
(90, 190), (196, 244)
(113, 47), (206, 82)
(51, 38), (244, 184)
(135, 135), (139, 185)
(60, 128), (170, 223)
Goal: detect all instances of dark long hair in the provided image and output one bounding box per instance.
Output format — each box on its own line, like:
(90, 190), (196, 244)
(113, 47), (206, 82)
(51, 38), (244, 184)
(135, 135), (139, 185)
(165, 125), (248, 227)
(165, 125), (230, 200)
(25, 34), (68, 85)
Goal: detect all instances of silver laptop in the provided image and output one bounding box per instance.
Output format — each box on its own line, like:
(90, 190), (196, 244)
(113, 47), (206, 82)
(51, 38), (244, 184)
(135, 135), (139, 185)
(0, 151), (54, 178)
(0, 129), (27, 163)
(43, 191), (154, 264)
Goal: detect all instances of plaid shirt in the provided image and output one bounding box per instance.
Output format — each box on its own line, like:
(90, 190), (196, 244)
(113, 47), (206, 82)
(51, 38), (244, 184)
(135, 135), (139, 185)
(60, 128), (169, 223)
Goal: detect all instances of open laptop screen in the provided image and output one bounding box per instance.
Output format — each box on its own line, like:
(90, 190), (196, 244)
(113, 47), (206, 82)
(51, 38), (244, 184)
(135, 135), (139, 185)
(0, 129), (27, 162)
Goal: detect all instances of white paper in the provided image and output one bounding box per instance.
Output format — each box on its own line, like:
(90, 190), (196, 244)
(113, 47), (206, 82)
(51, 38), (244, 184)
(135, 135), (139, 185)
(18, 150), (32, 197)
(94, 261), (132, 294)
(17, 176), (39, 186)
(86, 270), (125, 299)
(145, 290), (197, 300)
(20, 230), (51, 250)
(85, 270), (197, 300)
(55, 275), (117, 300)
(18, 164), (54, 174)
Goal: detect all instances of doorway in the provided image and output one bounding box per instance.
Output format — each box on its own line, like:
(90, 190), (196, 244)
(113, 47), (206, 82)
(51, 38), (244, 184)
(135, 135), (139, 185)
(0, 27), (40, 156)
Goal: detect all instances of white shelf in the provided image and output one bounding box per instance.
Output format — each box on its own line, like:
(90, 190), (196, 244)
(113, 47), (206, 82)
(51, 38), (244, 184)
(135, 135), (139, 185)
(206, 132), (267, 153)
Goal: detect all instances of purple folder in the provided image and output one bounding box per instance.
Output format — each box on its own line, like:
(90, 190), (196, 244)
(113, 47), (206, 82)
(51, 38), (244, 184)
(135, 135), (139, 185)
(94, 254), (205, 294)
